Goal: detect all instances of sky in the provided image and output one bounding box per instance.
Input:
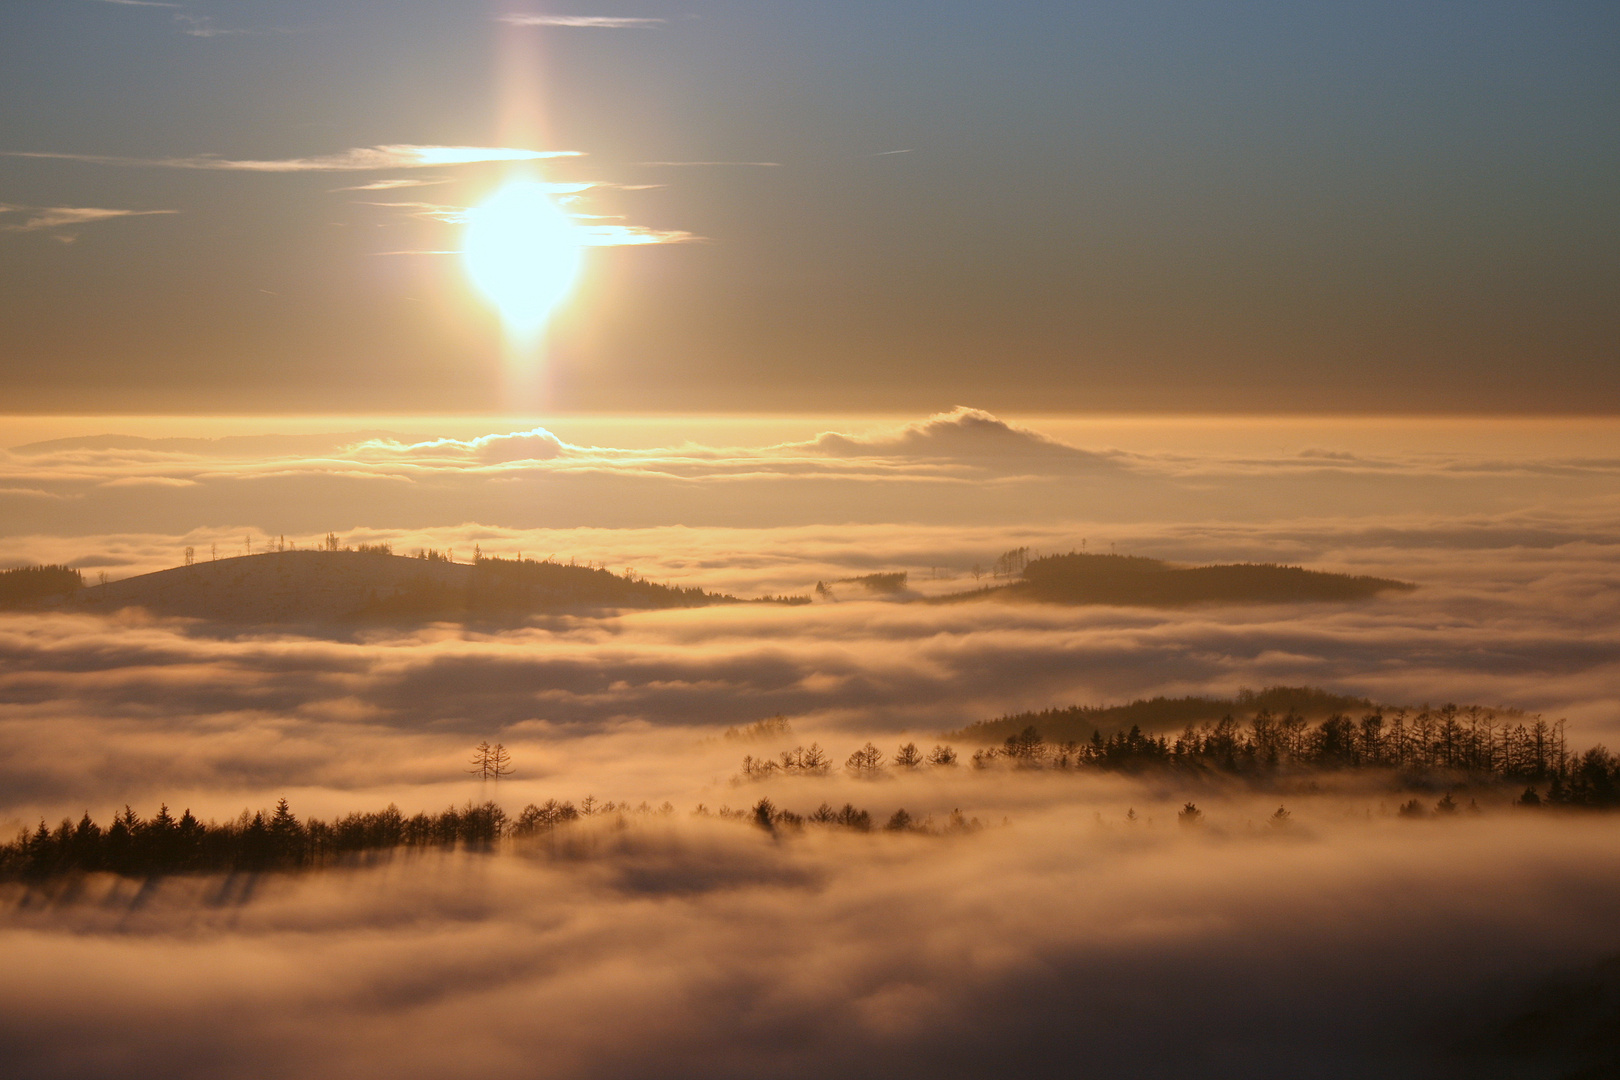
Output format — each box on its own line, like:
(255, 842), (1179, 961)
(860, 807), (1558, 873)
(1, 0), (1616, 413)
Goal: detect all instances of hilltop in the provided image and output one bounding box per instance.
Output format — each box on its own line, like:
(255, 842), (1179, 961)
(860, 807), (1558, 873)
(42, 550), (758, 624)
(939, 552), (1412, 607)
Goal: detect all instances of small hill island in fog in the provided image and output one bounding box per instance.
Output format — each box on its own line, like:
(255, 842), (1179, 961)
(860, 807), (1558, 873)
(956, 552), (1412, 606)
(3, 546), (1411, 626)
(34, 550), (755, 624)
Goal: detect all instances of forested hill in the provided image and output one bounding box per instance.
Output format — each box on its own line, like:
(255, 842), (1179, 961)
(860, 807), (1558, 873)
(60, 550), (757, 623)
(951, 686), (1381, 745)
(0, 564), (82, 607)
(948, 552), (1411, 607)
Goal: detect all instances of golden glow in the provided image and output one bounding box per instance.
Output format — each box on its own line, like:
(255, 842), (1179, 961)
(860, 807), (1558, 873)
(463, 182), (583, 333)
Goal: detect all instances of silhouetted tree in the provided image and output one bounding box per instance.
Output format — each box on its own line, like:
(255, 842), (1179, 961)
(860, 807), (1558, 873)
(846, 743), (884, 775)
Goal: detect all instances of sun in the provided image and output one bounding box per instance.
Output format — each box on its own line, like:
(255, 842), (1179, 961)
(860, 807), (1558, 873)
(463, 182), (583, 333)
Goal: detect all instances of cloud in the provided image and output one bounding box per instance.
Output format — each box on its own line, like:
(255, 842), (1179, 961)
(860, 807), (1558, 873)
(367, 427), (571, 464)
(331, 178), (452, 192)
(172, 14), (252, 37)
(498, 14), (667, 29)
(0, 204), (176, 233)
(6, 145), (581, 172)
(806, 407), (1114, 466)
(91, 0), (180, 7)
(350, 200), (471, 224)
(639, 160), (784, 167)
(3, 413), (1618, 1076)
(578, 223), (701, 246)
(0, 765), (1618, 1079)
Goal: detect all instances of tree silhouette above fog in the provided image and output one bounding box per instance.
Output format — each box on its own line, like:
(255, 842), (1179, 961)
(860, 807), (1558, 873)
(950, 701), (1620, 808)
(470, 742), (514, 781)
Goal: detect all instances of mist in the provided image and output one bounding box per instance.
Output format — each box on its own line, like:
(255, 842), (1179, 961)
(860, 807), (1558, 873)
(4, 412), (1620, 1077)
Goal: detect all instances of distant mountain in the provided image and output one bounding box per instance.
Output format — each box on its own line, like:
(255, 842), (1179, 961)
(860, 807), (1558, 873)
(60, 551), (748, 624)
(941, 552), (1412, 607)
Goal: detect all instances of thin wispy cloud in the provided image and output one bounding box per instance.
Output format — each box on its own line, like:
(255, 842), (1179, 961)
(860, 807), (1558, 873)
(498, 14), (666, 29)
(640, 160), (783, 167)
(91, 0), (180, 7)
(352, 200), (471, 224)
(578, 224), (701, 246)
(353, 193), (699, 244)
(172, 14), (255, 38)
(0, 204), (176, 233)
(333, 178), (452, 192)
(7, 144), (582, 172)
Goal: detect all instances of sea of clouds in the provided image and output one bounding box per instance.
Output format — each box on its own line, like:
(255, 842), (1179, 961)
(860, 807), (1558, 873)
(3, 408), (1619, 1077)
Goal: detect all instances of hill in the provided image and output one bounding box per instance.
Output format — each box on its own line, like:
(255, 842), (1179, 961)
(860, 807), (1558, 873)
(67, 551), (749, 624)
(941, 552), (1411, 607)
(948, 686), (1381, 744)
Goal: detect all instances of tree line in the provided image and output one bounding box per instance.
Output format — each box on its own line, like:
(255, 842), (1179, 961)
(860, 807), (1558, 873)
(2, 791), (964, 881)
(971, 709), (1619, 807)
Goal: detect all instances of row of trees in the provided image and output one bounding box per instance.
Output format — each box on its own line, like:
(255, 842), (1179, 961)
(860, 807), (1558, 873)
(747, 798), (982, 834)
(739, 742), (960, 781)
(3, 792), (953, 881)
(970, 712), (1620, 806)
(0, 799), (509, 879)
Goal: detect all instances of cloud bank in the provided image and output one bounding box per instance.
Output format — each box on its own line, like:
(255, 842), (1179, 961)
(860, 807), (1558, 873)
(3, 800), (1618, 1079)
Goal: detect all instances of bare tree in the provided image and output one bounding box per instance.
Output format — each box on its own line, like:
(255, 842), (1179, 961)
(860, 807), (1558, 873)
(469, 741), (492, 779)
(845, 743), (884, 775)
(489, 743), (514, 780)
(798, 743), (830, 773)
(893, 742), (922, 769)
(927, 744), (958, 767)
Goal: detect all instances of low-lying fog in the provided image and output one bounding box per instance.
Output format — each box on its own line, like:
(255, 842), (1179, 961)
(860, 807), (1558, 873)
(4, 411), (1619, 1077)
(5, 794), (1619, 1079)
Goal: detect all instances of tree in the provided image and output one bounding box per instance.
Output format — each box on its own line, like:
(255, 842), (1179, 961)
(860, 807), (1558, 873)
(927, 744), (958, 767)
(469, 741), (492, 779)
(798, 743), (830, 773)
(753, 797), (777, 831)
(1178, 802), (1203, 826)
(894, 743), (922, 769)
(846, 743), (884, 775)
(489, 743), (514, 780)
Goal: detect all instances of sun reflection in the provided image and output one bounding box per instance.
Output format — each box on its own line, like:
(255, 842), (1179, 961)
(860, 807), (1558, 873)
(463, 182), (583, 334)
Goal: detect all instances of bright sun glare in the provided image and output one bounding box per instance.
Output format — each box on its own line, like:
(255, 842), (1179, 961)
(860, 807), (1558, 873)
(463, 182), (583, 333)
